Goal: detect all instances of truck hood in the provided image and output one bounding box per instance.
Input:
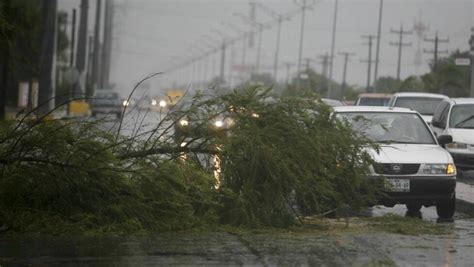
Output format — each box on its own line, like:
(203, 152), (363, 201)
(367, 144), (451, 164)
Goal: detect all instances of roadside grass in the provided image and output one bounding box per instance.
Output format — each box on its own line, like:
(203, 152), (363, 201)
(216, 213), (450, 237)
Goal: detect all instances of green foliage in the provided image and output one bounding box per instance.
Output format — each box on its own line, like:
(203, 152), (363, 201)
(0, 119), (217, 235)
(374, 50), (471, 97)
(0, 86), (380, 234)
(368, 214), (448, 235)
(217, 87), (378, 227)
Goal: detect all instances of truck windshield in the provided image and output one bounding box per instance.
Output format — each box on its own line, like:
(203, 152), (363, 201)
(394, 97), (444, 115)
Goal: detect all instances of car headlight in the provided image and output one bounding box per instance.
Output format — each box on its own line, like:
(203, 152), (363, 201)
(446, 142), (468, 149)
(179, 119), (189, 127)
(214, 120), (224, 128)
(422, 164), (456, 175)
(122, 100), (129, 106)
(151, 99), (157, 106)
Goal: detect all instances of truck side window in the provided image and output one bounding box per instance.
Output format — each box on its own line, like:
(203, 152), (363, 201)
(439, 104), (450, 128)
(432, 101), (449, 128)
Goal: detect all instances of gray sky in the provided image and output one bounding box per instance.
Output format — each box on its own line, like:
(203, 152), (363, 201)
(60, 0), (473, 96)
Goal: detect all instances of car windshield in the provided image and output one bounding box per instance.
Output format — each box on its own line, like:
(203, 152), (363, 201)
(337, 112), (436, 144)
(357, 97), (390, 106)
(450, 104), (474, 129)
(394, 97), (444, 115)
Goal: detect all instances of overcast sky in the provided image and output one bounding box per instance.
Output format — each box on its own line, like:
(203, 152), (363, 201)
(60, 0), (473, 96)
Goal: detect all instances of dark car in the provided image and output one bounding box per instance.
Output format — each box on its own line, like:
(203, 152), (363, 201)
(90, 91), (125, 118)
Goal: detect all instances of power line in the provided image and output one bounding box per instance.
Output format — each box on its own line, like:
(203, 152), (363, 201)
(389, 24), (412, 81)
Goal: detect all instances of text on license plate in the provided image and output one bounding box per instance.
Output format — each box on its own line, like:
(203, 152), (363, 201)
(384, 179), (410, 192)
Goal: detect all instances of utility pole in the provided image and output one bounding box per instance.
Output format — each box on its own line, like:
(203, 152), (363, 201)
(101, 0), (114, 89)
(373, 0), (384, 90)
(283, 62), (294, 85)
(38, 0), (58, 114)
(327, 0), (338, 98)
(294, 0), (315, 89)
(339, 52), (355, 99)
(361, 35), (376, 92)
(220, 40), (227, 84)
(470, 27), (474, 97)
(76, 0), (88, 73)
(253, 2), (290, 80)
(90, 0), (102, 97)
(424, 31), (449, 72)
(70, 9), (77, 67)
(233, 12), (264, 75)
(390, 25), (412, 81)
(318, 53), (330, 94)
(211, 29), (231, 86)
(85, 35), (93, 90)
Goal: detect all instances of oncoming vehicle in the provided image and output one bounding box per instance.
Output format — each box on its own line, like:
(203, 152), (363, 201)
(388, 92), (448, 124)
(355, 93), (392, 106)
(334, 106), (456, 219)
(90, 90), (126, 118)
(431, 98), (474, 174)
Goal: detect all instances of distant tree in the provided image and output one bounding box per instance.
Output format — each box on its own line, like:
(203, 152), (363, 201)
(422, 50), (471, 97)
(374, 76), (400, 93)
(399, 76), (425, 92)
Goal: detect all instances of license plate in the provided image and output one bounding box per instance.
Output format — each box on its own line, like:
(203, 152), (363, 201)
(384, 179), (410, 192)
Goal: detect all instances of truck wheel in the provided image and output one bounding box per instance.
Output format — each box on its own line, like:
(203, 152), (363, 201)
(436, 193), (456, 219)
(406, 203), (422, 212)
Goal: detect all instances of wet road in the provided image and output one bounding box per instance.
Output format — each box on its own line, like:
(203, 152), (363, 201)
(1, 204), (473, 266)
(3, 110), (472, 266)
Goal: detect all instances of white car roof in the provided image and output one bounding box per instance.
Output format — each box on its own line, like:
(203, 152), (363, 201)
(392, 92), (448, 99)
(450, 98), (474, 105)
(333, 106), (417, 113)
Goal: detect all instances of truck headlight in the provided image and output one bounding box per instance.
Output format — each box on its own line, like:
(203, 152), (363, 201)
(446, 142), (468, 149)
(422, 164), (456, 175)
